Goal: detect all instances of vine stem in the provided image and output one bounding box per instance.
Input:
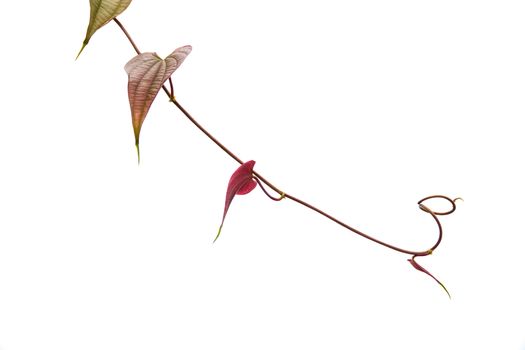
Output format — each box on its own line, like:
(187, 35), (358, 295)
(112, 17), (456, 258)
(113, 18), (140, 55)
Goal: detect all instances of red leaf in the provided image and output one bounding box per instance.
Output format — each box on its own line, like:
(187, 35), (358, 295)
(214, 161), (257, 242)
(124, 45), (192, 160)
(408, 257), (451, 299)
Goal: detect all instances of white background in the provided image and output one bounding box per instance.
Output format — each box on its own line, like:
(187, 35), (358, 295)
(1, 0), (524, 349)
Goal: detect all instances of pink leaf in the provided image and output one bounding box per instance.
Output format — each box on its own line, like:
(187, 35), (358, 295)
(214, 161), (257, 242)
(124, 45), (192, 159)
(408, 257), (451, 299)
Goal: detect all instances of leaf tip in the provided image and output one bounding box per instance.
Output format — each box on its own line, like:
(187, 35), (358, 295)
(213, 226), (223, 243)
(76, 42), (87, 60)
(135, 142), (141, 164)
(441, 283), (452, 300)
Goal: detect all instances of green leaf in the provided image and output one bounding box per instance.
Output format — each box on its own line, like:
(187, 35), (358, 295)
(77, 0), (133, 58)
(124, 46), (192, 158)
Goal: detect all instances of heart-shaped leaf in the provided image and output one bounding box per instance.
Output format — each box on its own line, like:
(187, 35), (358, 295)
(124, 45), (192, 158)
(408, 257), (451, 298)
(77, 0), (133, 58)
(214, 161), (257, 242)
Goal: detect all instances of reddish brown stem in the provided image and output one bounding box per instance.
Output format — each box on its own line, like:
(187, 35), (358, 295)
(254, 177), (285, 201)
(169, 78), (175, 101)
(113, 18), (141, 55)
(113, 17), (458, 259)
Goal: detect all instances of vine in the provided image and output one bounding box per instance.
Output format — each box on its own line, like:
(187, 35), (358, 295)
(77, 0), (461, 297)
